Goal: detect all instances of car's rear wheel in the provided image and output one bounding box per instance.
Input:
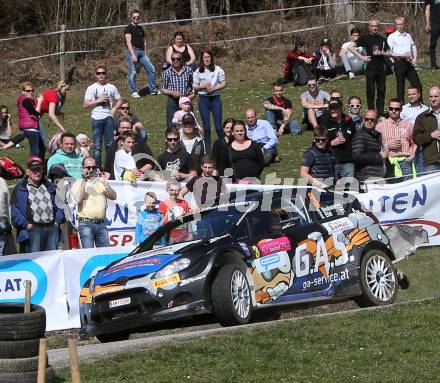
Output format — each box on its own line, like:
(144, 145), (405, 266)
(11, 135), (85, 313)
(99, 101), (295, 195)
(211, 264), (252, 326)
(357, 249), (397, 307)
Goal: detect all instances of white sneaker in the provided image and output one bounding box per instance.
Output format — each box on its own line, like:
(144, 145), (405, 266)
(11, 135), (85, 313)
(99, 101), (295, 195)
(349, 71), (355, 79)
(131, 91), (141, 98)
(150, 90), (162, 95)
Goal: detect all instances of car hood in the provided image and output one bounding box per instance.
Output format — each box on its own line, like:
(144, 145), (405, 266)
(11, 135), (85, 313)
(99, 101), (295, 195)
(94, 240), (201, 285)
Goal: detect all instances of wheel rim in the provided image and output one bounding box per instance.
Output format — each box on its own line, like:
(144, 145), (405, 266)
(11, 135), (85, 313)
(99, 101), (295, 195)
(365, 254), (396, 302)
(231, 269), (250, 319)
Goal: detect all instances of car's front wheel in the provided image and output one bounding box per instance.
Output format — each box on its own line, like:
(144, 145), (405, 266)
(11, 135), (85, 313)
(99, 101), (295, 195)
(211, 264), (252, 326)
(357, 249), (398, 307)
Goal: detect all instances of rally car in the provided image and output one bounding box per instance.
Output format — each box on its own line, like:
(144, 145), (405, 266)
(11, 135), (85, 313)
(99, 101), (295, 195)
(79, 188), (427, 342)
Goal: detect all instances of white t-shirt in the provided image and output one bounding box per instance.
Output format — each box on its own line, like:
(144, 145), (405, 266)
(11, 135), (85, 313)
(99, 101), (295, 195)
(181, 137), (197, 154)
(193, 65), (226, 97)
(114, 149), (136, 181)
(84, 82), (121, 120)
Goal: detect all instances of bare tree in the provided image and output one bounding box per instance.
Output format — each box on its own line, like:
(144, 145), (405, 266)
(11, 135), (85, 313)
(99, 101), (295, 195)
(127, 0), (143, 18)
(190, 0), (208, 20)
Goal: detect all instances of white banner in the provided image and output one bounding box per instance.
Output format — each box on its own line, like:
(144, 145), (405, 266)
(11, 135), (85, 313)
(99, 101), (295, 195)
(0, 175), (439, 331)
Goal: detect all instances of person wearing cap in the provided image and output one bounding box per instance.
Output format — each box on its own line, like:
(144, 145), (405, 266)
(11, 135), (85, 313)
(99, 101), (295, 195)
(193, 50), (226, 149)
(424, 0), (440, 70)
(75, 133), (91, 158)
(114, 99), (147, 142)
(312, 38), (347, 83)
(179, 113), (207, 170)
(71, 156), (116, 248)
(263, 83), (300, 136)
(324, 98), (356, 178)
(339, 28), (370, 79)
(172, 96), (202, 133)
(282, 40), (316, 86)
(11, 156), (65, 253)
(103, 116), (155, 180)
(356, 18), (391, 117)
(47, 132), (83, 179)
(160, 52), (194, 129)
(387, 17), (423, 104)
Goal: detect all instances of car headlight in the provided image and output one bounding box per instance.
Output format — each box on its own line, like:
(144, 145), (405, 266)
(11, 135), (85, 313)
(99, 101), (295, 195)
(155, 258), (191, 279)
(88, 277), (95, 293)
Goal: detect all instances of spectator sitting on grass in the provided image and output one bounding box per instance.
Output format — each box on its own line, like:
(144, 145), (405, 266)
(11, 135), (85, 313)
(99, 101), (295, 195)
(47, 132), (83, 179)
(300, 76), (330, 130)
(281, 40), (316, 86)
(346, 96), (363, 130)
(313, 38), (347, 83)
(0, 104), (25, 150)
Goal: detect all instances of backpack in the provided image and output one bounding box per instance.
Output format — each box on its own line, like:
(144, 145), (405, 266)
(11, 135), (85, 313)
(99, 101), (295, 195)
(0, 156), (25, 180)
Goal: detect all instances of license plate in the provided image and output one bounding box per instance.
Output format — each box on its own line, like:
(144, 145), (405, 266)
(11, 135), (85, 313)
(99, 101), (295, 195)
(109, 297), (131, 309)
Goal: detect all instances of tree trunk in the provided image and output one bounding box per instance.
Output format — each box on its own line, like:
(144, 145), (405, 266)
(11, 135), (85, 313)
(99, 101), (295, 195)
(190, 0), (208, 19)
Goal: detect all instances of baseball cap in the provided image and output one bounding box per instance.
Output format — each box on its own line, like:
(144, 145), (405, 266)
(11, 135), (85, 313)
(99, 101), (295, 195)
(320, 38), (331, 46)
(48, 163), (68, 181)
(384, 26), (396, 34)
(179, 96), (192, 106)
(27, 156), (43, 170)
(181, 113), (195, 124)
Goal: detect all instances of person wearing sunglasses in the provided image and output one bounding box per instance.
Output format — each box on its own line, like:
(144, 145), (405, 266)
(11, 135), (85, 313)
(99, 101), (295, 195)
(346, 96), (363, 130)
(114, 99), (147, 141)
(300, 126), (335, 188)
(300, 76), (330, 130)
(124, 9), (160, 98)
(376, 98), (416, 181)
(71, 156), (116, 248)
(17, 81), (45, 158)
(156, 127), (197, 181)
(160, 52), (194, 128)
(84, 66), (122, 168)
(352, 109), (387, 185)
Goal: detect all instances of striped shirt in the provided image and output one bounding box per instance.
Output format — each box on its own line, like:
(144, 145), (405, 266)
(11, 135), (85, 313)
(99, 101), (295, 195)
(376, 118), (415, 157)
(160, 66), (193, 98)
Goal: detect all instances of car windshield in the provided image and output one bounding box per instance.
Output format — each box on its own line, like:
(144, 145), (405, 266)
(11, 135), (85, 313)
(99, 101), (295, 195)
(132, 204), (248, 254)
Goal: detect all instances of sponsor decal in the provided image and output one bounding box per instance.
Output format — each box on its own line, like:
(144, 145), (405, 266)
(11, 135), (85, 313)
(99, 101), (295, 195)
(322, 218), (354, 234)
(152, 274), (181, 289)
(257, 237), (291, 257)
(109, 297), (131, 308)
(107, 257), (160, 274)
(302, 268), (350, 290)
(179, 274), (205, 286)
(254, 252), (290, 273)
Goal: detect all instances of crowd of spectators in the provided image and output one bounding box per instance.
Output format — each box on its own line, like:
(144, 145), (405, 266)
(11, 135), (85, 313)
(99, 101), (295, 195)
(0, 8), (439, 255)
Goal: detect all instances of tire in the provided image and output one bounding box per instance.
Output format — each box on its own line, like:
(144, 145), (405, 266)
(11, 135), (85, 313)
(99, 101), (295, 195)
(96, 331), (130, 343)
(211, 264), (252, 326)
(357, 249), (398, 307)
(0, 338), (40, 359)
(0, 355), (47, 373)
(0, 304), (46, 341)
(0, 366), (54, 383)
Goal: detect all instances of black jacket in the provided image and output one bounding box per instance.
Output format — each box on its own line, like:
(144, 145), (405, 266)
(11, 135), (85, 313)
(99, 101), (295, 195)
(352, 125), (385, 182)
(324, 114), (356, 164)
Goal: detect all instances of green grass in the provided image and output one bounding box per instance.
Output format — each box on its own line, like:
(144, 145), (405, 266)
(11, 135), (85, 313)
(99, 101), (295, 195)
(54, 298), (440, 383)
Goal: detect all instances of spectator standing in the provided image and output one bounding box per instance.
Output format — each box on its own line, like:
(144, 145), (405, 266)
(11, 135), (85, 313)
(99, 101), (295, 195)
(300, 76), (330, 129)
(245, 108), (278, 165)
(124, 9), (159, 98)
(352, 110), (387, 183)
(312, 38), (346, 82)
(160, 52), (194, 128)
(114, 99), (147, 141)
(11, 156), (64, 253)
(212, 117), (234, 176)
(135, 192), (164, 246)
(17, 81), (45, 158)
(387, 17), (423, 104)
(346, 96), (363, 130)
(425, 0), (440, 69)
(84, 66), (122, 167)
(282, 40), (315, 86)
(114, 131), (141, 182)
(263, 83), (300, 136)
(413, 85), (440, 173)
(193, 50), (226, 150)
(71, 157), (117, 248)
(376, 98), (416, 180)
(165, 32), (197, 71)
(157, 127), (197, 181)
(401, 87), (429, 174)
(0, 176), (11, 256)
(0, 105), (24, 150)
(325, 98), (356, 178)
(47, 132), (83, 179)
(228, 120), (265, 181)
(356, 18), (391, 117)
(339, 28), (369, 79)
(300, 126), (335, 188)
(179, 113), (207, 170)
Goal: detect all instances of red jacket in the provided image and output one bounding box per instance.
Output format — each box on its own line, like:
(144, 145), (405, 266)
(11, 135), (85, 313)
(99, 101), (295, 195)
(283, 50), (316, 77)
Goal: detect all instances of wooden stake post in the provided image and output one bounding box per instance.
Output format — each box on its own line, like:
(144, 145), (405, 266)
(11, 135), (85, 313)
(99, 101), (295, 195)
(24, 280), (32, 313)
(37, 338), (47, 383)
(68, 338), (81, 383)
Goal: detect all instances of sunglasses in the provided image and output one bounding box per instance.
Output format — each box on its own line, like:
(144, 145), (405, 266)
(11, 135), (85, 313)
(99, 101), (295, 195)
(96, 71), (106, 75)
(314, 138), (327, 143)
(349, 104), (361, 108)
(24, 89), (34, 92)
(308, 84), (317, 88)
(171, 57), (181, 61)
(389, 107), (401, 111)
(84, 166), (96, 170)
(167, 137), (179, 142)
(364, 117), (376, 122)
(120, 106), (130, 110)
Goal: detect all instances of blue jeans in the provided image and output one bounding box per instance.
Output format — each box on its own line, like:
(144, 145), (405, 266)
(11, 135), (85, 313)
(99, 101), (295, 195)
(198, 95), (223, 150)
(265, 110), (301, 135)
(22, 130), (45, 159)
(399, 159), (414, 181)
(414, 147), (424, 175)
(91, 117), (115, 167)
(78, 221), (110, 248)
(335, 162), (354, 179)
(166, 97), (179, 128)
(23, 225), (59, 253)
(263, 147), (277, 165)
(125, 48), (157, 94)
